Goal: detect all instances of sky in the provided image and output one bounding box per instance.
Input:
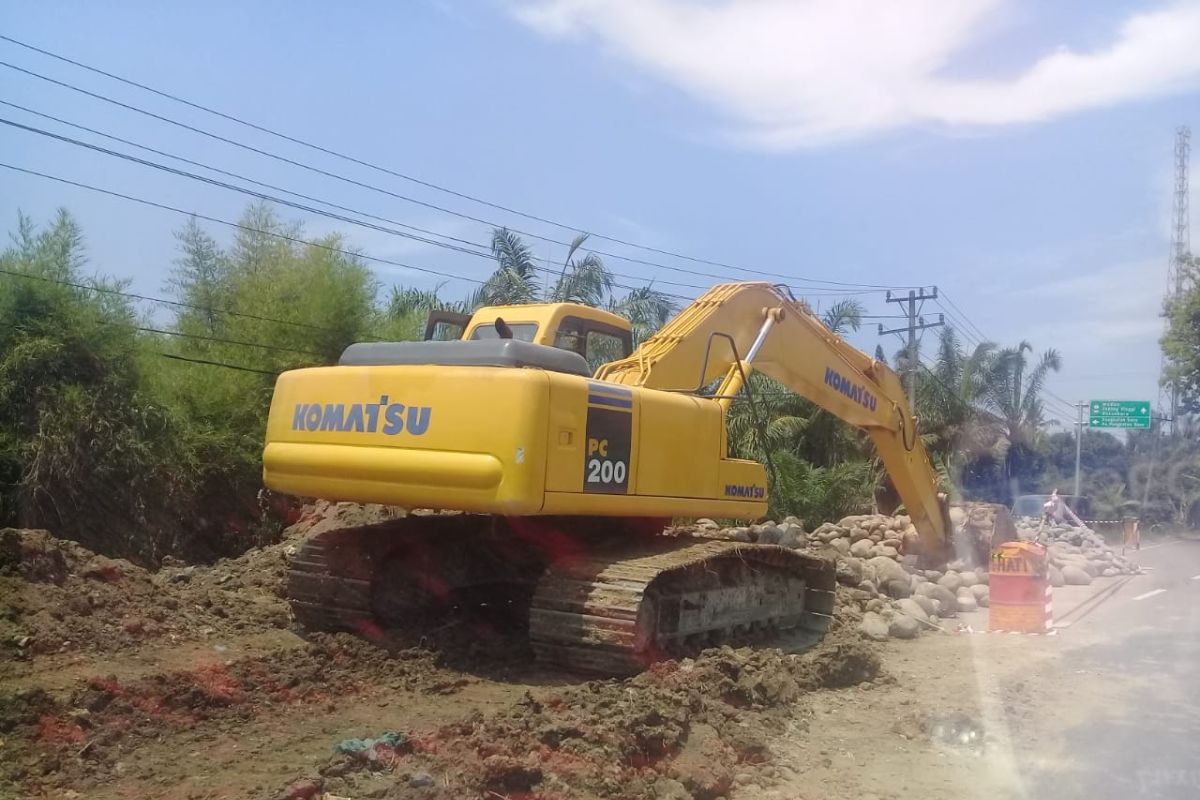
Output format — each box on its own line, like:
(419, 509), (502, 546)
(1, 0), (1198, 427)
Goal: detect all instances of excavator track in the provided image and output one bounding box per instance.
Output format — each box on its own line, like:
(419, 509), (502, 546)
(287, 513), (543, 634)
(529, 539), (836, 675)
(288, 517), (836, 675)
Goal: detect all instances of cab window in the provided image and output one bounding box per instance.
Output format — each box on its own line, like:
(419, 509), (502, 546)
(427, 320), (464, 341)
(470, 322), (538, 342)
(553, 318), (586, 356)
(552, 315), (633, 371)
(585, 330), (627, 372)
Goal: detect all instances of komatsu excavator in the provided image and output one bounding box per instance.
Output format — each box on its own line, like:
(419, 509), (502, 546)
(263, 283), (969, 674)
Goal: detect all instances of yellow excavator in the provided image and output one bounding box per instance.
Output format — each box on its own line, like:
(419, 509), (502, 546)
(263, 282), (973, 674)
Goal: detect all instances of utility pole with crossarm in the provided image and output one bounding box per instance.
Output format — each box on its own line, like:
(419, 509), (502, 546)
(878, 287), (944, 409)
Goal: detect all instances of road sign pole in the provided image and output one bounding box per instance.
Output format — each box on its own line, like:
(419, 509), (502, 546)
(1074, 402), (1085, 498)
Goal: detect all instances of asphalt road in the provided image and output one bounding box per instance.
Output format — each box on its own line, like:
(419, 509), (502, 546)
(1015, 539), (1200, 800)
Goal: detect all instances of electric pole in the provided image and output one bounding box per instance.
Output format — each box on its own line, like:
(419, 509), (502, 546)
(878, 287), (944, 408)
(1074, 402), (1086, 498)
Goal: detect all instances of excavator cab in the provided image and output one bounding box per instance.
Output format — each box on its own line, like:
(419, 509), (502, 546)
(423, 303), (635, 373)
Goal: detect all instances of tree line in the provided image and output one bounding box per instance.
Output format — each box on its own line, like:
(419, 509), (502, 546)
(1, 205), (1196, 564)
(0, 205), (675, 562)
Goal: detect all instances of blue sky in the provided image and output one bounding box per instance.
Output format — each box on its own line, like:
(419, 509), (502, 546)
(2, 0), (1198, 426)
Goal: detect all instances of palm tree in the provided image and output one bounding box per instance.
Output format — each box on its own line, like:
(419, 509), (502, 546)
(821, 299), (864, 335)
(392, 228), (675, 343)
(479, 228), (540, 305)
(608, 285), (676, 347)
(549, 234), (613, 306)
(917, 327), (998, 474)
(979, 340), (1062, 483)
(387, 285), (461, 317)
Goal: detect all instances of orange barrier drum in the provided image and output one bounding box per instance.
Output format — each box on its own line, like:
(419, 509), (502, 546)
(989, 541), (1052, 633)
(1122, 517), (1140, 553)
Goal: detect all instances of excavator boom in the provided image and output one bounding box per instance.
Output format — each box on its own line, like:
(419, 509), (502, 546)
(597, 282), (951, 561)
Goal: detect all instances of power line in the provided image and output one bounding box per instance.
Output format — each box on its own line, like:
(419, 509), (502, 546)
(0, 163), (695, 347)
(0, 161), (493, 285)
(3, 318), (283, 375)
(0, 101), (701, 296)
(937, 291), (990, 344)
(0, 263), (368, 339)
(931, 291), (1077, 416)
(0, 275), (323, 357)
(1, 110), (883, 307)
(933, 303), (984, 349)
(157, 351), (278, 376)
(0, 34), (922, 293)
(0, 61), (897, 297)
(0, 102), (500, 257)
(134, 323), (321, 357)
(915, 360), (977, 418)
(1, 275), (322, 356)
(0, 110), (707, 299)
(932, 293), (1075, 417)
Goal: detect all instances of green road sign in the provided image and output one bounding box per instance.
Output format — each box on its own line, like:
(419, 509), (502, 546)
(1088, 400), (1151, 429)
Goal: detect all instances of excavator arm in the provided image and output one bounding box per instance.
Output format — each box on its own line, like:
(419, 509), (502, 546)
(596, 282), (952, 562)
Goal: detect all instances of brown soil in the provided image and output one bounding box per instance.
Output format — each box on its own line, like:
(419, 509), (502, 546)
(0, 527), (292, 673)
(0, 513), (1105, 800)
(0, 502), (403, 672)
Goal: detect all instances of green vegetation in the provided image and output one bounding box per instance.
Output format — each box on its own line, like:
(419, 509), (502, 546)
(0, 208), (675, 562)
(1, 206), (1194, 564)
(731, 307), (1199, 528)
(1162, 255), (1200, 414)
(1, 211), (208, 561)
(0, 206), (386, 562)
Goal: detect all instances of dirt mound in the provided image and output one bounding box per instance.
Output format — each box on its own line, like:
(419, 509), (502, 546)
(2, 509), (890, 800)
(283, 499), (405, 540)
(0, 528), (292, 664)
(0, 504), (430, 665)
(1, 633), (461, 795)
(296, 637), (883, 800)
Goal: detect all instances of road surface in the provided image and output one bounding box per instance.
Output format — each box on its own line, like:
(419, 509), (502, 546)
(972, 538), (1200, 800)
(734, 538), (1200, 800)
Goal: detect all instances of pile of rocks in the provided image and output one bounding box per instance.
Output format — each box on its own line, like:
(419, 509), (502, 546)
(1013, 517), (1141, 586)
(694, 510), (1140, 642)
(693, 513), (992, 642)
(698, 513), (918, 560)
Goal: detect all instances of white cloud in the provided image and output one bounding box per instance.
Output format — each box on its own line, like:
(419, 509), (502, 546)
(1008, 257), (1165, 345)
(509, 0), (1200, 147)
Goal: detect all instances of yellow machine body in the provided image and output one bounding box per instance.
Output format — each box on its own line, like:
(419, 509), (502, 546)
(264, 364), (768, 520)
(264, 286), (950, 556)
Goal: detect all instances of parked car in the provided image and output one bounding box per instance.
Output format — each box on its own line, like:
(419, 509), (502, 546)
(1011, 494), (1094, 520)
